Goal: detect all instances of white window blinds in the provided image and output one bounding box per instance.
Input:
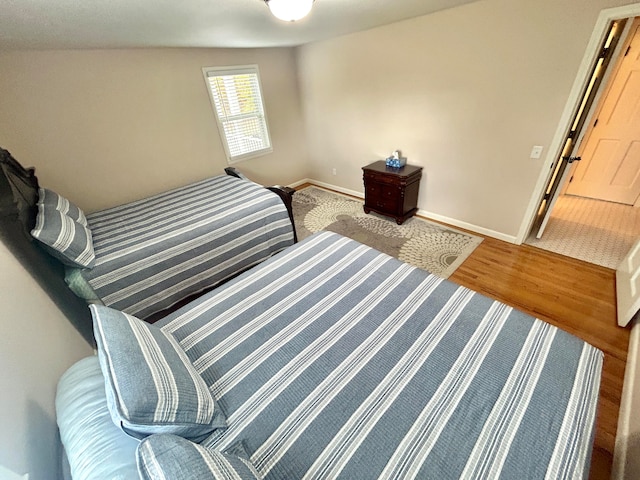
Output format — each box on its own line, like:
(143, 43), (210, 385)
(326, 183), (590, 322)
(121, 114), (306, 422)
(203, 65), (272, 163)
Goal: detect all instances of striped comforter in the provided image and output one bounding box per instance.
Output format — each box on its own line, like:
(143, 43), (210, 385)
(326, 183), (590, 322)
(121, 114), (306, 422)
(83, 175), (294, 319)
(159, 231), (602, 480)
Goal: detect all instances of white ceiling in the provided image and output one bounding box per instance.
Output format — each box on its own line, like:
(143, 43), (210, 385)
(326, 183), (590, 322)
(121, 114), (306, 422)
(0, 0), (479, 50)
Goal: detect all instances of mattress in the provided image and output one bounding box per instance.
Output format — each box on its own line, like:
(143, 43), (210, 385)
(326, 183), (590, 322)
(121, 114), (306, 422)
(154, 231), (603, 480)
(83, 175), (294, 318)
(56, 356), (139, 480)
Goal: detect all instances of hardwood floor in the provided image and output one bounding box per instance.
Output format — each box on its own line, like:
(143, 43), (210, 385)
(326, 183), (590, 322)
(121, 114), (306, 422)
(294, 183), (630, 479)
(450, 237), (629, 480)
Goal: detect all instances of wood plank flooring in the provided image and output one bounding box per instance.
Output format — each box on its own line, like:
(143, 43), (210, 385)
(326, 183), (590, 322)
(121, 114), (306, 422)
(295, 184), (630, 479)
(449, 236), (629, 480)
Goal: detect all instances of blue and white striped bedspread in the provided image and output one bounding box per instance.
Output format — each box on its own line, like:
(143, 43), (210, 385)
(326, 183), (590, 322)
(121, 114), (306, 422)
(83, 175), (294, 319)
(159, 231), (603, 480)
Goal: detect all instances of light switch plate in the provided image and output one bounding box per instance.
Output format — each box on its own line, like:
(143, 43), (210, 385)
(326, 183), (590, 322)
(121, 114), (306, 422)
(530, 145), (544, 159)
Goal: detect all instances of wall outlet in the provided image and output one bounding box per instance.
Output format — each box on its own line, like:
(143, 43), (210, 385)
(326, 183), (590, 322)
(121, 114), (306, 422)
(530, 145), (544, 159)
(332, 168), (337, 175)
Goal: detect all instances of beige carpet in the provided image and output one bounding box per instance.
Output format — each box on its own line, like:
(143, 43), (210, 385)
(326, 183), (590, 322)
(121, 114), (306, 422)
(292, 186), (483, 279)
(526, 194), (640, 269)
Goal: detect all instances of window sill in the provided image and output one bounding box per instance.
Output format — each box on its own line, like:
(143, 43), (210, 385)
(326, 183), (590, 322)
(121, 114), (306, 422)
(227, 147), (273, 165)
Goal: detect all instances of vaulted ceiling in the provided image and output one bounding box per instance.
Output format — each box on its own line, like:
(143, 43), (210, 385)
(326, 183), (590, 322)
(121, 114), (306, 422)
(0, 0), (479, 50)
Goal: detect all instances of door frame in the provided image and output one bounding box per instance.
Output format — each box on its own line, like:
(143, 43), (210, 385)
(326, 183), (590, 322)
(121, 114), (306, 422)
(517, 3), (640, 245)
(566, 17), (640, 205)
(533, 18), (628, 239)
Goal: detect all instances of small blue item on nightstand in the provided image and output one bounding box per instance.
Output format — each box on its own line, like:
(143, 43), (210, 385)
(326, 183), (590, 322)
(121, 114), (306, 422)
(386, 157), (407, 168)
(386, 150), (407, 168)
(386, 152), (407, 168)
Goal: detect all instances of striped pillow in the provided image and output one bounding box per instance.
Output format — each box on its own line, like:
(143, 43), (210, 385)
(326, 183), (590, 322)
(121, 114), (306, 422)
(38, 188), (88, 226)
(91, 305), (226, 441)
(137, 435), (260, 480)
(31, 204), (95, 268)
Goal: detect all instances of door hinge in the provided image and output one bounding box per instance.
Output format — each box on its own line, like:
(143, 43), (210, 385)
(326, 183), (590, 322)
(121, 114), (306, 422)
(594, 118), (599, 127)
(569, 175), (574, 183)
(625, 45), (631, 57)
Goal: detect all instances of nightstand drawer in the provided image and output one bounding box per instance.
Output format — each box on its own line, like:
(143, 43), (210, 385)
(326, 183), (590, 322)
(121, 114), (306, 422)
(364, 171), (398, 185)
(377, 196), (398, 212)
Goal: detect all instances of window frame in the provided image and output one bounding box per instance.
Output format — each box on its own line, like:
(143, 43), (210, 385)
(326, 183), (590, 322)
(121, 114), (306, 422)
(202, 64), (273, 164)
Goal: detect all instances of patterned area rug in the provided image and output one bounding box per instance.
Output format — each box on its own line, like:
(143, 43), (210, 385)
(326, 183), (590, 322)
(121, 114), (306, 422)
(293, 186), (483, 279)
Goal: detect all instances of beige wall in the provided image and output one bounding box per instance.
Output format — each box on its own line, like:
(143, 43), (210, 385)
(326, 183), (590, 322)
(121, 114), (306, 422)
(0, 240), (92, 479)
(296, 0), (635, 239)
(0, 1), (634, 236)
(0, 47), (308, 212)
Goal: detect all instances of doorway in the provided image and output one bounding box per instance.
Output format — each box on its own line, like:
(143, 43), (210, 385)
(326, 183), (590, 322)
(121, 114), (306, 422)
(566, 17), (640, 207)
(525, 16), (640, 270)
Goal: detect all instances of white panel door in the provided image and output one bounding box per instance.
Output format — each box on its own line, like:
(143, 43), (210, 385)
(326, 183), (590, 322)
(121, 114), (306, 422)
(617, 238), (640, 327)
(567, 18), (640, 205)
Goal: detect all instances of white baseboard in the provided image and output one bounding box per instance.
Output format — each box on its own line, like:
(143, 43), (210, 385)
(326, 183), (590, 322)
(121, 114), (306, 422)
(612, 317), (640, 480)
(287, 178), (312, 189)
(295, 178), (517, 243)
(302, 178), (365, 199)
(416, 209), (517, 244)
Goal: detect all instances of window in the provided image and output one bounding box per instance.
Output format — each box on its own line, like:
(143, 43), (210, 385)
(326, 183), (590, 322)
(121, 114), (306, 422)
(203, 65), (272, 164)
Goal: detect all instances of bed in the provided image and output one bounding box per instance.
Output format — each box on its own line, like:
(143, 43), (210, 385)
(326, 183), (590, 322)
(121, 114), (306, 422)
(77, 173), (294, 319)
(0, 147), (296, 327)
(56, 231), (603, 479)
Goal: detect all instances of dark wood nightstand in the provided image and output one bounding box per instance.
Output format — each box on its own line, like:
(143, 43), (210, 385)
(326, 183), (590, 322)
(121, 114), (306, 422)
(362, 161), (423, 225)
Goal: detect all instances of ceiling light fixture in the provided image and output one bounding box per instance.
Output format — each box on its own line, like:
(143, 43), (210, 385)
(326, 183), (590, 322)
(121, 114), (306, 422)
(265, 0), (314, 22)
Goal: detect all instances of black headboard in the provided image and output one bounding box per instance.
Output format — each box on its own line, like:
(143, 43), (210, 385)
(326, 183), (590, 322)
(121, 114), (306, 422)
(0, 147), (94, 346)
